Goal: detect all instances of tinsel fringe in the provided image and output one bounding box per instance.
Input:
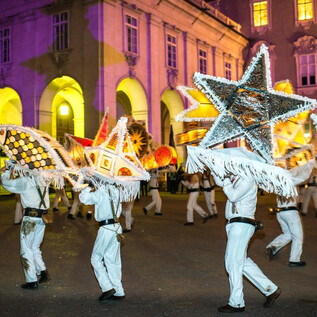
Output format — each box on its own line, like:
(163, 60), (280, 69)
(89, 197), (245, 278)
(5, 160), (66, 189)
(81, 168), (141, 202)
(186, 146), (297, 198)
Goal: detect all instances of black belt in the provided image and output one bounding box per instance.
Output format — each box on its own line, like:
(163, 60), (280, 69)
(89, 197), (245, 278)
(202, 186), (215, 192)
(277, 206), (298, 212)
(307, 183), (316, 187)
(188, 188), (199, 193)
(99, 219), (117, 227)
(24, 208), (46, 218)
(227, 217), (263, 231)
(149, 187), (159, 190)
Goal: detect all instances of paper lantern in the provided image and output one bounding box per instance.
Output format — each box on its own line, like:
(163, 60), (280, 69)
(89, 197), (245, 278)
(154, 145), (178, 167)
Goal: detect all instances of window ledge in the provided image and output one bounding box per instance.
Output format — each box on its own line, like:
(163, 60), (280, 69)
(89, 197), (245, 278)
(296, 19), (315, 29)
(251, 25), (269, 35)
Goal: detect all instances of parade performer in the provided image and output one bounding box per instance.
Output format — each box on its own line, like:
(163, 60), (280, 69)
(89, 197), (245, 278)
(79, 183), (125, 300)
(74, 117), (149, 301)
(143, 169), (162, 216)
(301, 167), (317, 217)
(182, 44), (316, 313)
(201, 170), (218, 218)
(214, 171), (280, 312)
(266, 162), (314, 266)
(181, 173), (209, 225)
(14, 193), (23, 225)
(1, 166), (51, 290)
(67, 190), (85, 220)
(52, 178), (71, 212)
(122, 199), (135, 233)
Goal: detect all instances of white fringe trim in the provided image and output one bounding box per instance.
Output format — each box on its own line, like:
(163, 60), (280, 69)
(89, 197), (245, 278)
(5, 160), (66, 189)
(186, 146), (297, 198)
(81, 167), (141, 202)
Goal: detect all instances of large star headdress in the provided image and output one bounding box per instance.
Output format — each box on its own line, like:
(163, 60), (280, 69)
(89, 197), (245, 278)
(194, 44), (317, 163)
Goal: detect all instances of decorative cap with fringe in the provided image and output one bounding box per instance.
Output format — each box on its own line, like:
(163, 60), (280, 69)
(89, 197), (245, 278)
(0, 124), (78, 189)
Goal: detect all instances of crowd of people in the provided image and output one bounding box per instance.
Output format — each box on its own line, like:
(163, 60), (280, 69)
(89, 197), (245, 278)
(2, 163), (317, 312)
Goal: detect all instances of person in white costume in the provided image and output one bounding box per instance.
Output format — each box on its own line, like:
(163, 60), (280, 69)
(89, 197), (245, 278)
(182, 174), (209, 225)
(1, 168), (51, 290)
(201, 170), (218, 218)
(52, 184), (71, 212)
(143, 170), (162, 216)
(121, 199), (135, 233)
(266, 196), (305, 267)
(215, 174), (280, 313)
(14, 194), (23, 225)
(79, 183), (125, 301)
(266, 163), (313, 267)
(301, 168), (317, 217)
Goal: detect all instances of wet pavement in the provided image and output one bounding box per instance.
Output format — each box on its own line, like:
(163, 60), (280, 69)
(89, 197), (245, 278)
(0, 189), (316, 316)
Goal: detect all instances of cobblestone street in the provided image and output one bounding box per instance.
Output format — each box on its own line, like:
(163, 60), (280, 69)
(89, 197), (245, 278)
(0, 189), (316, 316)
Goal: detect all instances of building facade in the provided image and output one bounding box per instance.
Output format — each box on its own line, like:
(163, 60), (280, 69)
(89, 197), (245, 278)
(0, 0), (247, 160)
(210, 0), (317, 142)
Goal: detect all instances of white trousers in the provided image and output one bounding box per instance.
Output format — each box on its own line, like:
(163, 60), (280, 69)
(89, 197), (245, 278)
(267, 210), (303, 262)
(53, 188), (71, 208)
(302, 186), (317, 215)
(225, 223), (278, 308)
(203, 190), (217, 215)
(122, 201), (134, 230)
(187, 191), (207, 222)
(20, 216), (46, 283)
(69, 191), (85, 215)
(91, 224), (124, 296)
(145, 189), (162, 213)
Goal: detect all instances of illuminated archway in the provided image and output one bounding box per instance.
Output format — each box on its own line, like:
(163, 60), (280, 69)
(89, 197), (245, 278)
(0, 87), (22, 125)
(116, 78), (147, 123)
(39, 76), (84, 139)
(161, 89), (184, 162)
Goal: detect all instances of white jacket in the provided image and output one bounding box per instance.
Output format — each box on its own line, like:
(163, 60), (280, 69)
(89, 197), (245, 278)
(79, 185), (121, 222)
(1, 170), (49, 210)
(222, 176), (257, 220)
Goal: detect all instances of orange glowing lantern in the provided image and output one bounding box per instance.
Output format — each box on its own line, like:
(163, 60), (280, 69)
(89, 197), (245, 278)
(154, 145), (178, 167)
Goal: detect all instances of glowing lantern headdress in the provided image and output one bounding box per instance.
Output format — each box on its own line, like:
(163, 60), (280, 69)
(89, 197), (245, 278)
(77, 117), (150, 201)
(184, 45), (317, 198)
(0, 124), (77, 188)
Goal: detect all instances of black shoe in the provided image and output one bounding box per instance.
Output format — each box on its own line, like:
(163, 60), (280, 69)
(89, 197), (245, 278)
(143, 208), (147, 215)
(213, 214), (218, 218)
(21, 282), (38, 290)
(265, 247), (274, 262)
(86, 212), (92, 220)
(107, 295), (125, 300)
(184, 222), (194, 226)
(203, 215), (209, 223)
(289, 261), (306, 267)
(154, 213), (163, 216)
(39, 270), (51, 284)
(263, 287), (281, 308)
(77, 211), (83, 218)
(301, 212), (306, 216)
(123, 228), (131, 233)
(218, 304), (245, 313)
(99, 288), (116, 301)
(67, 214), (76, 220)
(53, 207), (59, 212)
